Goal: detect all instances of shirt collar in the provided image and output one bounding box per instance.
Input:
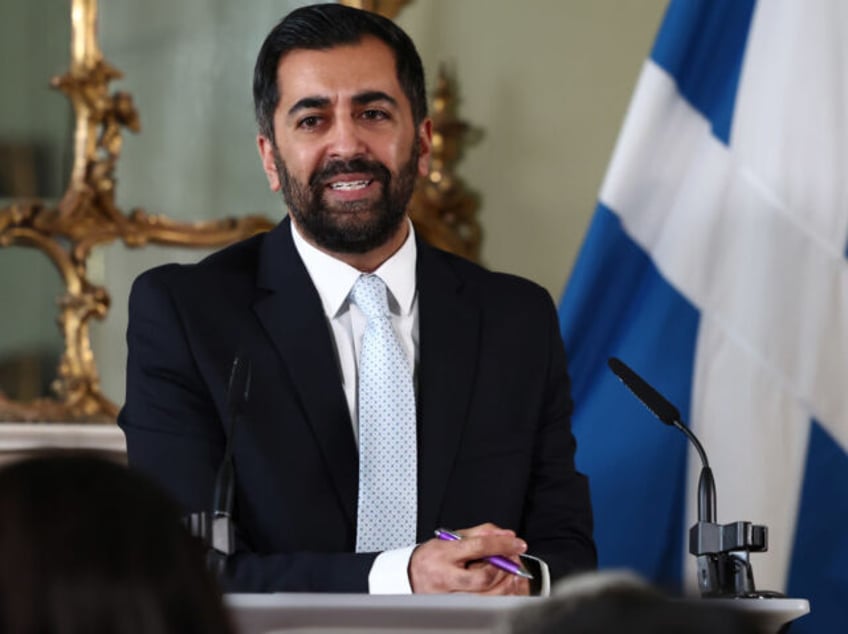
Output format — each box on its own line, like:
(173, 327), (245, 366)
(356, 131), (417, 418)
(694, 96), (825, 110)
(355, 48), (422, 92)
(291, 218), (417, 318)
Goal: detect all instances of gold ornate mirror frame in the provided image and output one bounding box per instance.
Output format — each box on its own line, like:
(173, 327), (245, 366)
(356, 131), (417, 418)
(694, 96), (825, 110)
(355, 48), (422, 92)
(0, 0), (274, 422)
(0, 0), (479, 423)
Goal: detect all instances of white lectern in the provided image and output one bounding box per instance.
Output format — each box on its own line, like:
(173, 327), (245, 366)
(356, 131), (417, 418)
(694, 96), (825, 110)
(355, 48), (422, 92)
(225, 593), (809, 634)
(711, 597), (810, 632)
(225, 593), (536, 634)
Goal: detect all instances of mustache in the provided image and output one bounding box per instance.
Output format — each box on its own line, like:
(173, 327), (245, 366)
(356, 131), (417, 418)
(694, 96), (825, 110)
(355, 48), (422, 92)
(309, 158), (391, 188)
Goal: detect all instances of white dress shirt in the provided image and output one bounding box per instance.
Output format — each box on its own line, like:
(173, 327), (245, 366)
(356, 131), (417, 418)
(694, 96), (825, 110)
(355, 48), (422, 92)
(291, 219), (418, 594)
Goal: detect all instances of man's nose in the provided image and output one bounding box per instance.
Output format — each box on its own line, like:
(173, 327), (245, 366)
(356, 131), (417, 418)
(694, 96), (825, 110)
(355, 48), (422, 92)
(326, 117), (367, 159)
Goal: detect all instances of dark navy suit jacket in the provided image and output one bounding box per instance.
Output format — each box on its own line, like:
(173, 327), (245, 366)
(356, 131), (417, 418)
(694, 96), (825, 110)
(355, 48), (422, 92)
(118, 217), (596, 592)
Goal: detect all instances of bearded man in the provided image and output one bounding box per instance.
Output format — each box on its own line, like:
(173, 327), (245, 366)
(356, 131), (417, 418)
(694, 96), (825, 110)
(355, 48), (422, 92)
(119, 3), (595, 595)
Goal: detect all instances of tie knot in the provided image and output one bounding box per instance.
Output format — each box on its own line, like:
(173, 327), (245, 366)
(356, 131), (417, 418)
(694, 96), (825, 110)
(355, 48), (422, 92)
(351, 274), (390, 320)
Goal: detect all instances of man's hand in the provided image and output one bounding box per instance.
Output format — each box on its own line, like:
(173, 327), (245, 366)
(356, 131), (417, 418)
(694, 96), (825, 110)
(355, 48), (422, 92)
(409, 523), (531, 595)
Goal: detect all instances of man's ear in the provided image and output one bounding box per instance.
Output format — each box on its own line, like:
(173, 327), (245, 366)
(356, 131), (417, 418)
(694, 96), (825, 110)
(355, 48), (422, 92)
(257, 134), (281, 192)
(416, 118), (433, 177)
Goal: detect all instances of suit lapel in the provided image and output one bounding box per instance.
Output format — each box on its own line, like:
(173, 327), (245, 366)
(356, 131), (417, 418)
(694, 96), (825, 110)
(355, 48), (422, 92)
(249, 224), (481, 538)
(252, 219), (358, 525)
(415, 242), (481, 538)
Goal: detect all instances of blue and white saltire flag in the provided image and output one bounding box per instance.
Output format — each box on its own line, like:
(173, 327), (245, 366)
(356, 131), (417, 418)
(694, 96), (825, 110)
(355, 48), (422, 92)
(558, 1), (847, 631)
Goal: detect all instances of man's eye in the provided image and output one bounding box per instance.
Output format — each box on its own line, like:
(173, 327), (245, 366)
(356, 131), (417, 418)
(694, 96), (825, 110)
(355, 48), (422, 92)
(361, 109), (389, 121)
(297, 116), (321, 129)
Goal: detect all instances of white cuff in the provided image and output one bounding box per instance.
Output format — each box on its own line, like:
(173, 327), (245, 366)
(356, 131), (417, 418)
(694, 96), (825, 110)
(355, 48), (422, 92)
(368, 545), (416, 594)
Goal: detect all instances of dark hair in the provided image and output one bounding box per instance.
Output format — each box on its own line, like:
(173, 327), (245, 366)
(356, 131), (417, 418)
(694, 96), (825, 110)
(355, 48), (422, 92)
(0, 453), (234, 634)
(499, 572), (764, 634)
(517, 591), (764, 634)
(253, 3), (427, 140)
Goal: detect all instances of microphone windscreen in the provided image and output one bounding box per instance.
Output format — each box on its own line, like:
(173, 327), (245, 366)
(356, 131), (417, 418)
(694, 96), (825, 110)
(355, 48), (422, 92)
(607, 357), (681, 425)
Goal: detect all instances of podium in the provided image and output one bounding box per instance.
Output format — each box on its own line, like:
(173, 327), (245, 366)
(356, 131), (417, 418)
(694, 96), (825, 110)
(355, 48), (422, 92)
(225, 594), (809, 634)
(225, 593), (536, 634)
(711, 597), (810, 632)
(0, 423), (126, 466)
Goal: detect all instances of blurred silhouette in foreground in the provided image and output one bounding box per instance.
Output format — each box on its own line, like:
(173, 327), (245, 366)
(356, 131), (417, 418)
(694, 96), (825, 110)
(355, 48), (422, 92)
(496, 570), (766, 634)
(0, 452), (234, 634)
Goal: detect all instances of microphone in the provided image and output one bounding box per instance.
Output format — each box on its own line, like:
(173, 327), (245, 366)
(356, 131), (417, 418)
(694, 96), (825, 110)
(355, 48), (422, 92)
(607, 357), (715, 523)
(211, 354), (251, 555)
(184, 353), (251, 577)
(607, 357), (776, 598)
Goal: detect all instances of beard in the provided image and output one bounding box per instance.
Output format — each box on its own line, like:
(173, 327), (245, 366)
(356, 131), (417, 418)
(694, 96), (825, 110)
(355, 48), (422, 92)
(273, 142), (419, 254)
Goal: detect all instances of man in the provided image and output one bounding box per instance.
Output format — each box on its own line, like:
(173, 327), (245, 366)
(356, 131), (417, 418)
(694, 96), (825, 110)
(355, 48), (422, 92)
(119, 3), (595, 594)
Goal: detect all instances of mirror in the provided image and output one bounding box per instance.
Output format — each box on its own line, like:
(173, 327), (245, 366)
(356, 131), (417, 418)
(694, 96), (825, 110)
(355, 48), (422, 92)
(0, 1), (73, 200)
(0, 0), (275, 421)
(99, 0), (302, 223)
(0, 247), (64, 404)
(0, 1), (73, 410)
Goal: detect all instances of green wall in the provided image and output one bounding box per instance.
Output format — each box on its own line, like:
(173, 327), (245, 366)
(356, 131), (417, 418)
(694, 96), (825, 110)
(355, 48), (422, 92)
(396, 0), (666, 298)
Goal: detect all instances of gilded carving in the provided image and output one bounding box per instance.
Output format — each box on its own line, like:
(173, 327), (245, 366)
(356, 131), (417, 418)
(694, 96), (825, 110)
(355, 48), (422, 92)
(0, 0), (273, 421)
(409, 66), (481, 261)
(340, 0), (411, 20)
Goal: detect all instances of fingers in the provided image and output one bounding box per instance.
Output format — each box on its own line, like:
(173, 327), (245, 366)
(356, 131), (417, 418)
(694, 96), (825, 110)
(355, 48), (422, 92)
(408, 538), (483, 593)
(452, 531), (527, 564)
(467, 561), (532, 596)
(477, 574), (531, 596)
(409, 523), (530, 594)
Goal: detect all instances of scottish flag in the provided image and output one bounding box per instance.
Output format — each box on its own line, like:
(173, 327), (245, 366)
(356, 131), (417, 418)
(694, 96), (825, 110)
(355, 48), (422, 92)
(559, 1), (848, 631)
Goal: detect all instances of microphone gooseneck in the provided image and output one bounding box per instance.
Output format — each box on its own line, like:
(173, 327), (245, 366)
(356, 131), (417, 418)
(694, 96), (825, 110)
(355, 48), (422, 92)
(212, 355), (252, 520)
(607, 357), (715, 522)
(184, 352), (252, 579)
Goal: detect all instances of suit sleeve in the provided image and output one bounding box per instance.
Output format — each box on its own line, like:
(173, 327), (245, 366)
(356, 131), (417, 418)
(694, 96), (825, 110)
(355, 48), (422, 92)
(118, 269), (377, 592)
(521, 292), (597, 580)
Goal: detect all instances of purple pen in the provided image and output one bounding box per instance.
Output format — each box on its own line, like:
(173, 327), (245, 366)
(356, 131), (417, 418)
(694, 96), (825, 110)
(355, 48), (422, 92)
(434, 528), (534, 580)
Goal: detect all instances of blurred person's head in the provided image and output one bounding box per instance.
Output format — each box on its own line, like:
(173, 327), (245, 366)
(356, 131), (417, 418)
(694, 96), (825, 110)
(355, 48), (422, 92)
(0, 452), (234, 634)
(497, 570), (764, 634)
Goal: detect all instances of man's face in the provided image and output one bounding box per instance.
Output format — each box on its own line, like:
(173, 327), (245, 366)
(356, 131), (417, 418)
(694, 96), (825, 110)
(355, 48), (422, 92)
(258, 37), (431, 254)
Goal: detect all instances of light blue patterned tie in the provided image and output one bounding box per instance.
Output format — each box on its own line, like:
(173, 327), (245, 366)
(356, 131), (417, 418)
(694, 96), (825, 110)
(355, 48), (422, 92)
(350, 274), (417, 552)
